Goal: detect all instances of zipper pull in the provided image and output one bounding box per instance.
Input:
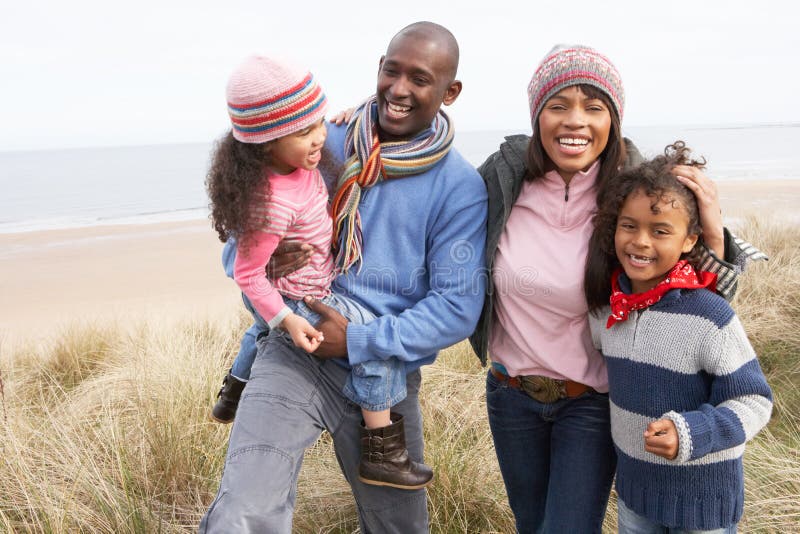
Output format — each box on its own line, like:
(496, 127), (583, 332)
(564, 183), (570, 202)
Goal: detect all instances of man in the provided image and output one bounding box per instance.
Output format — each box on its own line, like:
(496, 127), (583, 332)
(200, 21), (487, 533)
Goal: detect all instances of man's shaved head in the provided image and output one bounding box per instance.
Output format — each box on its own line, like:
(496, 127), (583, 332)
(388, 21), (459, 81)
(376, 21), (462, 139)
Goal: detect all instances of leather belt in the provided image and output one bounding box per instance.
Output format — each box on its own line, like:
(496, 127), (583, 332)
(490, 367), (594, 403)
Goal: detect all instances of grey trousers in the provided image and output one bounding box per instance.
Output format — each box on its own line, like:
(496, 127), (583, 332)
(199, 332), (429, 533)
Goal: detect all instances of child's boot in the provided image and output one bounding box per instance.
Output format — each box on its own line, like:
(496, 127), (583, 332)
(209, 370), (246, 424)
(358, 413), (433, 490)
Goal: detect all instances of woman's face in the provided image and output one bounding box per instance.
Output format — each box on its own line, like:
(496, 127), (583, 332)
(537, 85), (611, 183)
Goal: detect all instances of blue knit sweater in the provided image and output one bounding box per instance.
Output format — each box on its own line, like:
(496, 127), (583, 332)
(590, 274), (773, 530)
(325, 122), (488, 373)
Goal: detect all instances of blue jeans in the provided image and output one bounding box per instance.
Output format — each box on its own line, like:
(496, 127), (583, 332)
(617, 498), (737, 534)
(200, 335), (427, 532)
(485, 368), (616, 534)
(223, 237), (405, 411)
(223, 240), (266, 381)
(282, 294), (407, 412)
(230, 292), (269, 380)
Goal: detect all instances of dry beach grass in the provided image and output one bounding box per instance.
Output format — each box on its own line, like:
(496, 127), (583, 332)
(0, 218), (798, 532)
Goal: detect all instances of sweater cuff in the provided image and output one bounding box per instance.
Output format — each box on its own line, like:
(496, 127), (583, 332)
(698, 242), (739, 301)
(345, 322), (375, 367)
(663, 411), (693, 464)
(267, 305), (292, 329)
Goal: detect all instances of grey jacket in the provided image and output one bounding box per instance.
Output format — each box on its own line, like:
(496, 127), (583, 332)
(468, 134), (746, 366)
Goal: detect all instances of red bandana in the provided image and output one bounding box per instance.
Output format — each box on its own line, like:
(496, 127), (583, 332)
(606, 260), (717, 328)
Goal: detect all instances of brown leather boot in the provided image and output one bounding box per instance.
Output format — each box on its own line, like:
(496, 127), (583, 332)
(358, 413), (433, 490)
(209, 370), (246, 424)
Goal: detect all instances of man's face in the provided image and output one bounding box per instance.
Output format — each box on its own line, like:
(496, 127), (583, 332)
(375, 33), (459, 141)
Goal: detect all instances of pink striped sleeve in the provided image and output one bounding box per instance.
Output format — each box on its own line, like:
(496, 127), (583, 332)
(233, 225), (291, 327)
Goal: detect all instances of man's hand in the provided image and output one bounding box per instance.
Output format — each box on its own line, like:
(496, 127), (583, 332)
(266, 241), (313, 278)
(644, 419), (679, 460)
(303, 296), (349, 359)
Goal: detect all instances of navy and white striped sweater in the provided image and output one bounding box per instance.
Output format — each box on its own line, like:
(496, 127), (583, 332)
(590, 276), (773, 530)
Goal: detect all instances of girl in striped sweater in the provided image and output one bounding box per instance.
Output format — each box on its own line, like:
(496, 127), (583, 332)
(585, 142), (773, 533)
(205, 55), (432, 490)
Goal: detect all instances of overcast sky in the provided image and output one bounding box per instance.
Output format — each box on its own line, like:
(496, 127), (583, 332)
(2, 0), (798, 151)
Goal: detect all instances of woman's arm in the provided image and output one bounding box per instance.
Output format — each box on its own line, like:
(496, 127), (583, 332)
(670, 164), (768, 300)
(697, 229), (768, 300)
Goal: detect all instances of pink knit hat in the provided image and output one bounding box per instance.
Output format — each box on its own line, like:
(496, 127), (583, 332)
(527, 45), (624, 128)
(226, 56), (328, 144)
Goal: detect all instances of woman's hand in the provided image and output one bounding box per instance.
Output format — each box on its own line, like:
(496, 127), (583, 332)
(280, 312), (324, 353)
(643, 419), (679, 460)
(329, 107), (356, 126)
(671, 165), (725, 256)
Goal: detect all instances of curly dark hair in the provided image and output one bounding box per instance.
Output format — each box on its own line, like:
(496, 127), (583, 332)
(206, 131), (272, 249)
(206, 130), (343, 251)
(527, 84), (626, 190)
(584, 141), (707, 312)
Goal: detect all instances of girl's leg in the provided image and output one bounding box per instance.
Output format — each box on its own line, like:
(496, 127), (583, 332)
(619, 500), (739, 534)
(345, 359), (432, 490)
(362, 408), (391, 429)
(617, 498), (664, 534)
(210, 295), (269, 423)
(229, 322), (260, 380)
(231, 293), (270, 380)
(331, 370), (429, 533)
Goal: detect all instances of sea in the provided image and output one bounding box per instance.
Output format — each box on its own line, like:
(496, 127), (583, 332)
(1, 123), (798, 234)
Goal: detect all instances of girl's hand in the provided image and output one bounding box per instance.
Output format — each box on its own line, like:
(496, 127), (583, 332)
(644, 419), (679, 460)
(280, 313), (324, 353)
(671, 165), (725, 256)
(329, 107), (356, 126)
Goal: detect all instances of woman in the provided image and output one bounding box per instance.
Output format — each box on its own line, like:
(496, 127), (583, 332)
(469, 45), (752, 533)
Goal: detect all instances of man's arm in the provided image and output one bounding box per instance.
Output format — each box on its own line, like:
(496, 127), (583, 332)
(307, 184), (488, 361)
(345, 179), (488, 366)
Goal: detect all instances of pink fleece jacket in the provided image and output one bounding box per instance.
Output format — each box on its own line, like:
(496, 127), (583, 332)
(489, 161), (608, 392)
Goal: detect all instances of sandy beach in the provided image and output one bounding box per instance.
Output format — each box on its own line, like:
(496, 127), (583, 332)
(717, 179), (800, 222)
(0, 220), (239, 342)
(1, 179), (798, 344)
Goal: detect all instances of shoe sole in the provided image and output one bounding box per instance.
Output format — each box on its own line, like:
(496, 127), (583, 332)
(208, 412), (234, 424)
(357, 476), (433, 490)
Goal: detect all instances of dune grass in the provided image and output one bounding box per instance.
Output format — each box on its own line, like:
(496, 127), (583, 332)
(1, 218), (798, 532)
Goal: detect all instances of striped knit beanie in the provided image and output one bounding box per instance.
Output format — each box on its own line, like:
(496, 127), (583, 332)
(226, 55), (328, 144)
(527, 44), (624, 129)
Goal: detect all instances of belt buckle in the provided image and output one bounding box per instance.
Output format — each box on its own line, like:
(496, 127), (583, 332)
(519, 375), (565, 403)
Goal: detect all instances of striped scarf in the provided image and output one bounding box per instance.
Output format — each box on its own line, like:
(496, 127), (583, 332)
(331, 95), (454, 273)
(606, 261), (717, 328)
